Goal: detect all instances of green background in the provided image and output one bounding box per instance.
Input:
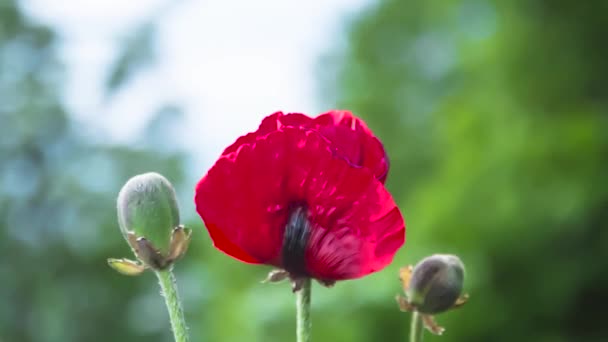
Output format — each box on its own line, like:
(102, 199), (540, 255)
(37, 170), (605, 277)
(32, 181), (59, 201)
(1, 0), (606, 341)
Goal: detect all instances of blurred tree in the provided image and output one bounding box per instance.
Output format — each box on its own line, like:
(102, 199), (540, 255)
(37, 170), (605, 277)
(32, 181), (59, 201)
(105, 21), (157, 93)
(104, 0), (183, 95)
(321, 0), (608, 341)
(0, 1), (188, 341)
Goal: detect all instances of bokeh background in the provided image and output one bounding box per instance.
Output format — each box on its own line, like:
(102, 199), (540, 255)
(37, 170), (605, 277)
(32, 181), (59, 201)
(2, 0), (607, 341)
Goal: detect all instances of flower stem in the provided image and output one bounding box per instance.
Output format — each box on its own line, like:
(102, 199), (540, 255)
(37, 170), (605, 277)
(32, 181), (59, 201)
(296, 278), (312, 342)
(156, 270), (189, 342)
(409, 311), (424, 342)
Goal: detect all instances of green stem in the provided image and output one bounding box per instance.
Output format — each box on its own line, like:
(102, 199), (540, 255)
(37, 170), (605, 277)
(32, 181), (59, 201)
(156, 270), (190, 342)
(410, 311), (424, 342)
(296, 278), (312, 342)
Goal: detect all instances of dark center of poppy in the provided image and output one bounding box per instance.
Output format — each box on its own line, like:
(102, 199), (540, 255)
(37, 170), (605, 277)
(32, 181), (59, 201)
(282, 206), (311, 277)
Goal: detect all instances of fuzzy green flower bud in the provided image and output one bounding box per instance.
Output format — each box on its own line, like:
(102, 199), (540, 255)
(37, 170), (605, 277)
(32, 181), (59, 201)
(117, 172), (180, 253)
(407, 254), (465, 314)
(109, 172), (191, 274)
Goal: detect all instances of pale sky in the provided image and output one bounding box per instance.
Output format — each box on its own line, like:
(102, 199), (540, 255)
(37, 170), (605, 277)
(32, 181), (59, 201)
(23, 0), (370, 170)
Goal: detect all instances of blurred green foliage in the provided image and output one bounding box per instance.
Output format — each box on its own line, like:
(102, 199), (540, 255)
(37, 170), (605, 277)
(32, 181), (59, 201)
(1, 0), (607, 341)
(0, 1), (186, 341)
(321, 0), (608, 341)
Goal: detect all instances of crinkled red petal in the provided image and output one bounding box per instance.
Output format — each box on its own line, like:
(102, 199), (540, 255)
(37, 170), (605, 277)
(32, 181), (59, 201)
(297, 131), (404, 279)
(313, 110), (389, 183)
(220, 111), (389, 183)
(205, 221), (260, 264)
(195, 126), (404, 280)
(196, 132), (290, 264)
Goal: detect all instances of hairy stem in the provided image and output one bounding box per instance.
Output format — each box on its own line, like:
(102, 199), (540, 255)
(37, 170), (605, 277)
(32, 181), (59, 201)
(296, 278), (312, 342)
(410, 311), (424, 342)
(156, 270), (189, 342)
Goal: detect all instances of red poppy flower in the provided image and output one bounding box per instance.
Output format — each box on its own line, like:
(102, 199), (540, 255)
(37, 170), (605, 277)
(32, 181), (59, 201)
(195, 110), (405, 282)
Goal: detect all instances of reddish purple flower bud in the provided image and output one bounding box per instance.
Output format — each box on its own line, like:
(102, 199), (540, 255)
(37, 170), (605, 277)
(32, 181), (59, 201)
(407, 254), (465, 314)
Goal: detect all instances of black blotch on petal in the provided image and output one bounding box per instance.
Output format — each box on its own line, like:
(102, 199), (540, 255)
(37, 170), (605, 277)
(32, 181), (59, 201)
(282, 206), (311, 277)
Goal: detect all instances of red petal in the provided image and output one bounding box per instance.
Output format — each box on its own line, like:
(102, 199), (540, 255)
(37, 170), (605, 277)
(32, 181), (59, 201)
(220, 111), (389, 182)
(195, 131), (291, 264)
(300, 143), (405, 280)
(275, 112), (314, 127)
(312, 110), (389, 183)
(205, 221), (260, 264)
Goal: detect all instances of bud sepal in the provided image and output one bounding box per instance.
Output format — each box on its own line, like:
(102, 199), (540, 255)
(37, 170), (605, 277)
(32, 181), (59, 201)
(261, 268), (336, 292)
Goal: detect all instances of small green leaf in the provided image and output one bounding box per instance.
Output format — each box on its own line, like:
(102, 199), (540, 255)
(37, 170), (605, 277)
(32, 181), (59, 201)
(262, 269), (289, 283)
(107, 258), (145, 276)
